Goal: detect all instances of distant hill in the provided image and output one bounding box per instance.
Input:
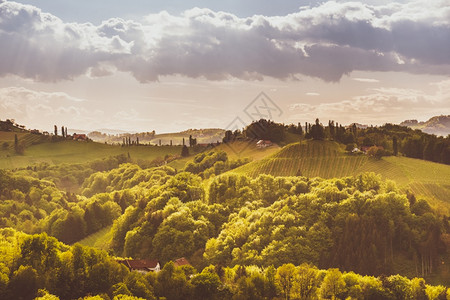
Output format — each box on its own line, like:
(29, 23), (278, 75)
(88, 128), (225, 145)
(67, 129), (91, 135)
(348, 122), (369, 129)
(400, 115), (450, 136)
(231, 140), (450, 213)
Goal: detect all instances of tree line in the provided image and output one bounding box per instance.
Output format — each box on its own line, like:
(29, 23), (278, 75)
(0, 228), (448, 300)
(223, 119), (450, 164)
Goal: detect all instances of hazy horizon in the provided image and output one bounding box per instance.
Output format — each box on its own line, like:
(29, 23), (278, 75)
(0, 0), (449, 133)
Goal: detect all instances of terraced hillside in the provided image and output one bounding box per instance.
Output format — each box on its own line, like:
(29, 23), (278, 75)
(233, 140), (450, 212)
(0, 131), (50, 149)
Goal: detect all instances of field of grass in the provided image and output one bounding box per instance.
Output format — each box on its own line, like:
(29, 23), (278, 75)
(167, 140), (281, 170)
(0, 134), (183, 169)
(232, 140), (450, 213)
(77, 226), (112, 250)
(214, 140), (281, 160)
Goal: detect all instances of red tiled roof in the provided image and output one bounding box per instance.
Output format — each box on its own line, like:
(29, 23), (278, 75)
(174, 257), (190, 267)
(73, 134), (87, 140)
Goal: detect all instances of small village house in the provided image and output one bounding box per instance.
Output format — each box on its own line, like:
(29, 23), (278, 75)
(72, 133), (87, 141)
(174, 257), (191, 268)
(256, 140), (273, 148)
(117, 259), (160, 273)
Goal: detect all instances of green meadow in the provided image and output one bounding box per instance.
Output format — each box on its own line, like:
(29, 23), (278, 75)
(77, 225), (113, 251)
(0, 133), (182, 169)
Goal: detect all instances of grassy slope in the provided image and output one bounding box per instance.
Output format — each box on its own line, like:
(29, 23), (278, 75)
(77, 225), (113, 250)
(214, 140), (281, 160)
(167, 140), (281, 170)
(0, 133), (182, 169)
(232, 140), (450, 213)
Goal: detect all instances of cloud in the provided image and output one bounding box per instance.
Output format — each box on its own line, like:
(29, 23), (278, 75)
(289, 79), (450, 123)
(0, 0), (449, 82)
(0, 2), (131, 81)
(0, 87), (118, 131)
(0, 87), (90, 124)
(306, 92), (320, 96)
(0, 86), (160, 131)
(352, 78), (380, 83)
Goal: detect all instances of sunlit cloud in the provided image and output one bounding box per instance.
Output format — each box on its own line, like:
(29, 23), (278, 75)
(352, 78), (380, 83)
(0, 86), (155, 131)
(289, 79), (450, 124)
(0, 0), (449, 83)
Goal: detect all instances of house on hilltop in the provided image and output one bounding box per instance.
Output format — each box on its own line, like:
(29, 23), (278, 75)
(256, 140), (273, 148)
(72, 133), (87, 141)
(352, 147), (361, 153)
(117, 259), (160, 273)
(361, 145), (384, 154)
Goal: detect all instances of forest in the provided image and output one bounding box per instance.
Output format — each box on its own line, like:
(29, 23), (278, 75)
(0, 228), (448, 300)
(0, 145), (449, 299)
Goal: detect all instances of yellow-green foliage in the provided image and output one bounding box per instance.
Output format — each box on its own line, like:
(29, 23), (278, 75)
(0, 168), (123, 244)
(184, 150), (250, 179)
(81, 164), (176, 197)
(0, 222), (448, 299)
(205, 173), (432, 276)
(104, 168), (447, 282)
(0, 229), (132, 300)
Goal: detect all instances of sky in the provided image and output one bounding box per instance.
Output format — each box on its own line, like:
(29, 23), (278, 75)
(0, 0), (449, 133)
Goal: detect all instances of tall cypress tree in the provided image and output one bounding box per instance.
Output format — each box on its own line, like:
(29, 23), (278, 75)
(393, 136), (398, 156)
(181, 145), (189, 157)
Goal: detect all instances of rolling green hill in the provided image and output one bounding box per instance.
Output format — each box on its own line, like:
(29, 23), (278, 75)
(167, 140), (281, 170)
(232, 140), (450, 213)
(0, 133), (182, 169)
(0, 132), (278, 171)
(214, 140), (281, 160)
